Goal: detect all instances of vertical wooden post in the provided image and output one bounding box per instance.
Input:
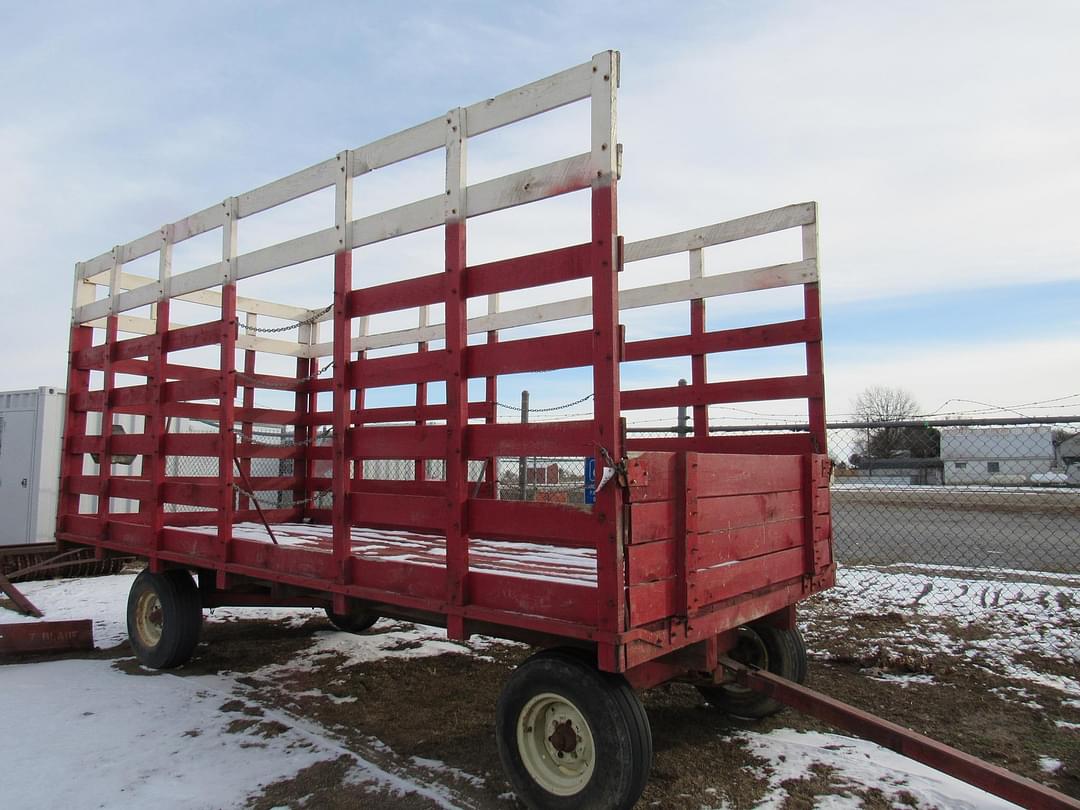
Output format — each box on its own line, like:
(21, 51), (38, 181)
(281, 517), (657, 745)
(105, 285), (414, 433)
(802, 204), (827, 454)
(414, 305), (429, 483)
(689, 248), (708, 438)
(332, 149), (355, 612)
(484, 293), (500, 498)
(294, 321), (314, 518)
(217, 198), (239, 584)
(148, 225), (173, 570)
(444, 106), (469, 640)
(95, 247), (123, 542)
(240, 311), (256, 512)
(59, 266), (95, 537)
(589, 50), (625, 669)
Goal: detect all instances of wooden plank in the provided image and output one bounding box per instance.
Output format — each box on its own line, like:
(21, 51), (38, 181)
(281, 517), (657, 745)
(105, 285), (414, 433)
(467, 153), (592, 217)
(694, 453), (803, 497)
(469, 499), (598, 548)
(628, 539), (676, 584)
(467, 421), (593, 457)
(469, 572), (596, 627)
(349, 350), (444, 388)
(348, 425), (448, 459)
(624, 453), (677, 503)
(467, 329), (593, 377)
(346, 272), (445, 318)
(350, 492), (445, 531)
(693, 518), (805, 570)
(236, 157), (338, 218)
(466, 243), (592, 298)
(624, 318), (821, 362)
(0, 572), (43, 617)
(465, 58), (593, 136)
(621, 374), (822, 411)
(628, 500), (677, 543)
(626, 433), (814, 455)
(696, 490), (804, 532)
(623, 202), (816, 262)
(692, 546), (806, 609)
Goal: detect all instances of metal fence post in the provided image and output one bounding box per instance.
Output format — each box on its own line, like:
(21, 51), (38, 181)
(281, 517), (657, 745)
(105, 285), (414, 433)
(518, 390), (529, 501)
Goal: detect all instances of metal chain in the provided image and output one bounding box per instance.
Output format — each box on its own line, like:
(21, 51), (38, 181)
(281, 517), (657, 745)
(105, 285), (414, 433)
(497, 393), (594, 413)
(230, 482), (322, 507)
(244, 304), (333, 334)
(235, 360), (334, 390)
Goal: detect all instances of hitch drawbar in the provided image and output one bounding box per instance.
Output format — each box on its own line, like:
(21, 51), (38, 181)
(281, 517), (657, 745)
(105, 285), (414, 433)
(719, 657), (1080, 810)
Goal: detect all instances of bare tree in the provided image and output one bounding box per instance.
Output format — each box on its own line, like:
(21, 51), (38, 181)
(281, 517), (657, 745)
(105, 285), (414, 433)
(852, 385), (919, 423)
(850, 386), (931, 460)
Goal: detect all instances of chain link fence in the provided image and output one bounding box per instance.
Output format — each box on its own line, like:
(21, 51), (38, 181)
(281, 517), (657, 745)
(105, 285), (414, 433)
(630, 417), (1080, 663)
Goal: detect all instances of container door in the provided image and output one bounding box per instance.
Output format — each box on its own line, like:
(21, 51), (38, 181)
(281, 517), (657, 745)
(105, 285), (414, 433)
(0, 409), (36, 545)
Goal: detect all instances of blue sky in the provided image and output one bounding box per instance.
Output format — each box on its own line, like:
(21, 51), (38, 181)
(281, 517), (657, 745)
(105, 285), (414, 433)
(2, 1), (1078, 423)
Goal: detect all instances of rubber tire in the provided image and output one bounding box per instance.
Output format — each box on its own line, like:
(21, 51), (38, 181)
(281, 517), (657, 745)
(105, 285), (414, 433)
(324, 605), (379, 633)
(495, 648), (652, 810)
(699, 624), (808, 719)
(126, 569), (203, 669)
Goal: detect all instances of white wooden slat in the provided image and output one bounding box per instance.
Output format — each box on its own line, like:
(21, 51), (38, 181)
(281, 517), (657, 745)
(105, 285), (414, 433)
(120, 230), (163, 264)
(75, 298), (111, 325)
(802, 201), (819, 262)
(590, 51), (618, 186)
(236, 158), (338, 218)
(168, 261), (226, 300)
(467, 153), (591, 217)
(80, 252), (114, 280)
(309, 258), (816, 358)
(222, 197), (239, 284)
(172, 203), (223, 243)
(85, 314), (310, 357)
(623, 202), (817, 263)
(351, 116), (446, 177)
(620, 260), (816, 309)
(349, 195), (445, 249)
(465, 59), (593, 137)
(234, 227), (339, 281)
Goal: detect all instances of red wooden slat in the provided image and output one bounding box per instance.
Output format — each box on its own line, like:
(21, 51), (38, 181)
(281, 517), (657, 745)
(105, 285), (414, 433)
(468, 499), (599, 548)
(624, 452), (677, 503)
(693, 518), (805, 570)
(163, 433), (222, 456)
(111, 384), (151, 408)
(466, 242), (593, 297)
(467, 421), (593, 458)
(163, 481), (224, 508)
(469, 572), (597, 627)
(349, 350), (445, 388)
(347, 425), (448, 459)
(623, 318), (821, 362)
(621, 374), (823, 410)
(346, 271), (445, 318)
(111, 333), (160, 362)
(692, 546), (806, 609)
(165, 321), (223, 352)
(694, 453), (803, 497)
(628, 500), (677, 543)
(350, 478), (447, 497)
(626, 433), (814, 455)
(466, 330), (593, 377)
(350, 492), (445, 531)
(164, 376), (222, 403)
(628, 540), (676, 584)
(696, 490), (804, 532)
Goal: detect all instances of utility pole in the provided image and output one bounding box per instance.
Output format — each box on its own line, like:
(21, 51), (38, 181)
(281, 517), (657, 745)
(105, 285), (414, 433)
(518, 390), (529, 500)
(677, 378), (689, 436)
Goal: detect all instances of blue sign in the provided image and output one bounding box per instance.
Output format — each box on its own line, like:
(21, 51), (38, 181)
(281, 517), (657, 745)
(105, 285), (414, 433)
(584, 456), (596, 504)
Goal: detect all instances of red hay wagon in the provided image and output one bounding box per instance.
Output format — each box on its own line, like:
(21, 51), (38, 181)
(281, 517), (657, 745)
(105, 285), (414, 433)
(59, 50), (1066, 810)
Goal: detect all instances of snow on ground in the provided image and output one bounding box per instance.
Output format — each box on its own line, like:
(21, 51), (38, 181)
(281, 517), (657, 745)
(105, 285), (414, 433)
(803, 564), (1080, 694)
(739, 729), (1023, 809)
(0, 658), (453, 810)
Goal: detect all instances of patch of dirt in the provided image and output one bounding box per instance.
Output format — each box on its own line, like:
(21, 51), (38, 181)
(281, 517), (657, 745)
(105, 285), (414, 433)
(115, 610), (1079, 808)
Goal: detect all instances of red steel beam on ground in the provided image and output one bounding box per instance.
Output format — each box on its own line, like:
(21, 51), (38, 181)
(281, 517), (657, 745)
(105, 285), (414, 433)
(0, 620), (93, 654)
(724, 659), (1080, 810)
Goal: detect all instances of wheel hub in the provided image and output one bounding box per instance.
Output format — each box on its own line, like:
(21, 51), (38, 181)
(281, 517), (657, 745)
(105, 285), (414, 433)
(517, 692), (595, 796)
(135, 590), (163, 647)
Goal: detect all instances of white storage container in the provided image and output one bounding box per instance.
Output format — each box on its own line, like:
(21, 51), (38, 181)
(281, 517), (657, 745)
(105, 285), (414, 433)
(0, 387), (66, 546)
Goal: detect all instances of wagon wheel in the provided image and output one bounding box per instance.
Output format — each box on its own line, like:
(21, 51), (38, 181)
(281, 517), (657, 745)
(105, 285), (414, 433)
(495, 648), (652, 810)
(126, 569), (203, 669)
(324, 604), (379, 633)
(698, 624), (808, 719)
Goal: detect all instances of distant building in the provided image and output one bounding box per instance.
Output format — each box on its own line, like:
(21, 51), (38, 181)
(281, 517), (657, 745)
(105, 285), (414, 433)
(940, 427), (1055, 485)
(1055, 433), (1080, 485)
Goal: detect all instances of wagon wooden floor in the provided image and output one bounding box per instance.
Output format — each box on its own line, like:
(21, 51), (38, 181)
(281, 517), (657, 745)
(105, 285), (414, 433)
(185, 522), (597, 586)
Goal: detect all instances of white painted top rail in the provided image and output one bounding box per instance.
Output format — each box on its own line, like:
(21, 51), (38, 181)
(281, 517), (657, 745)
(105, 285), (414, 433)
(72, 54), (604, 328)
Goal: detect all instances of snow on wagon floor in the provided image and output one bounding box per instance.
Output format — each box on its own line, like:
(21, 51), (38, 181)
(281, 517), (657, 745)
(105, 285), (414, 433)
(1, 573), (1074, 808)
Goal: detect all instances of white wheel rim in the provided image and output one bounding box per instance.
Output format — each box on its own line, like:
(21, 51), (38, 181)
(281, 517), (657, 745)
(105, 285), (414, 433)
(135, 590), (163, 647)
(516, 691), (595, 796)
